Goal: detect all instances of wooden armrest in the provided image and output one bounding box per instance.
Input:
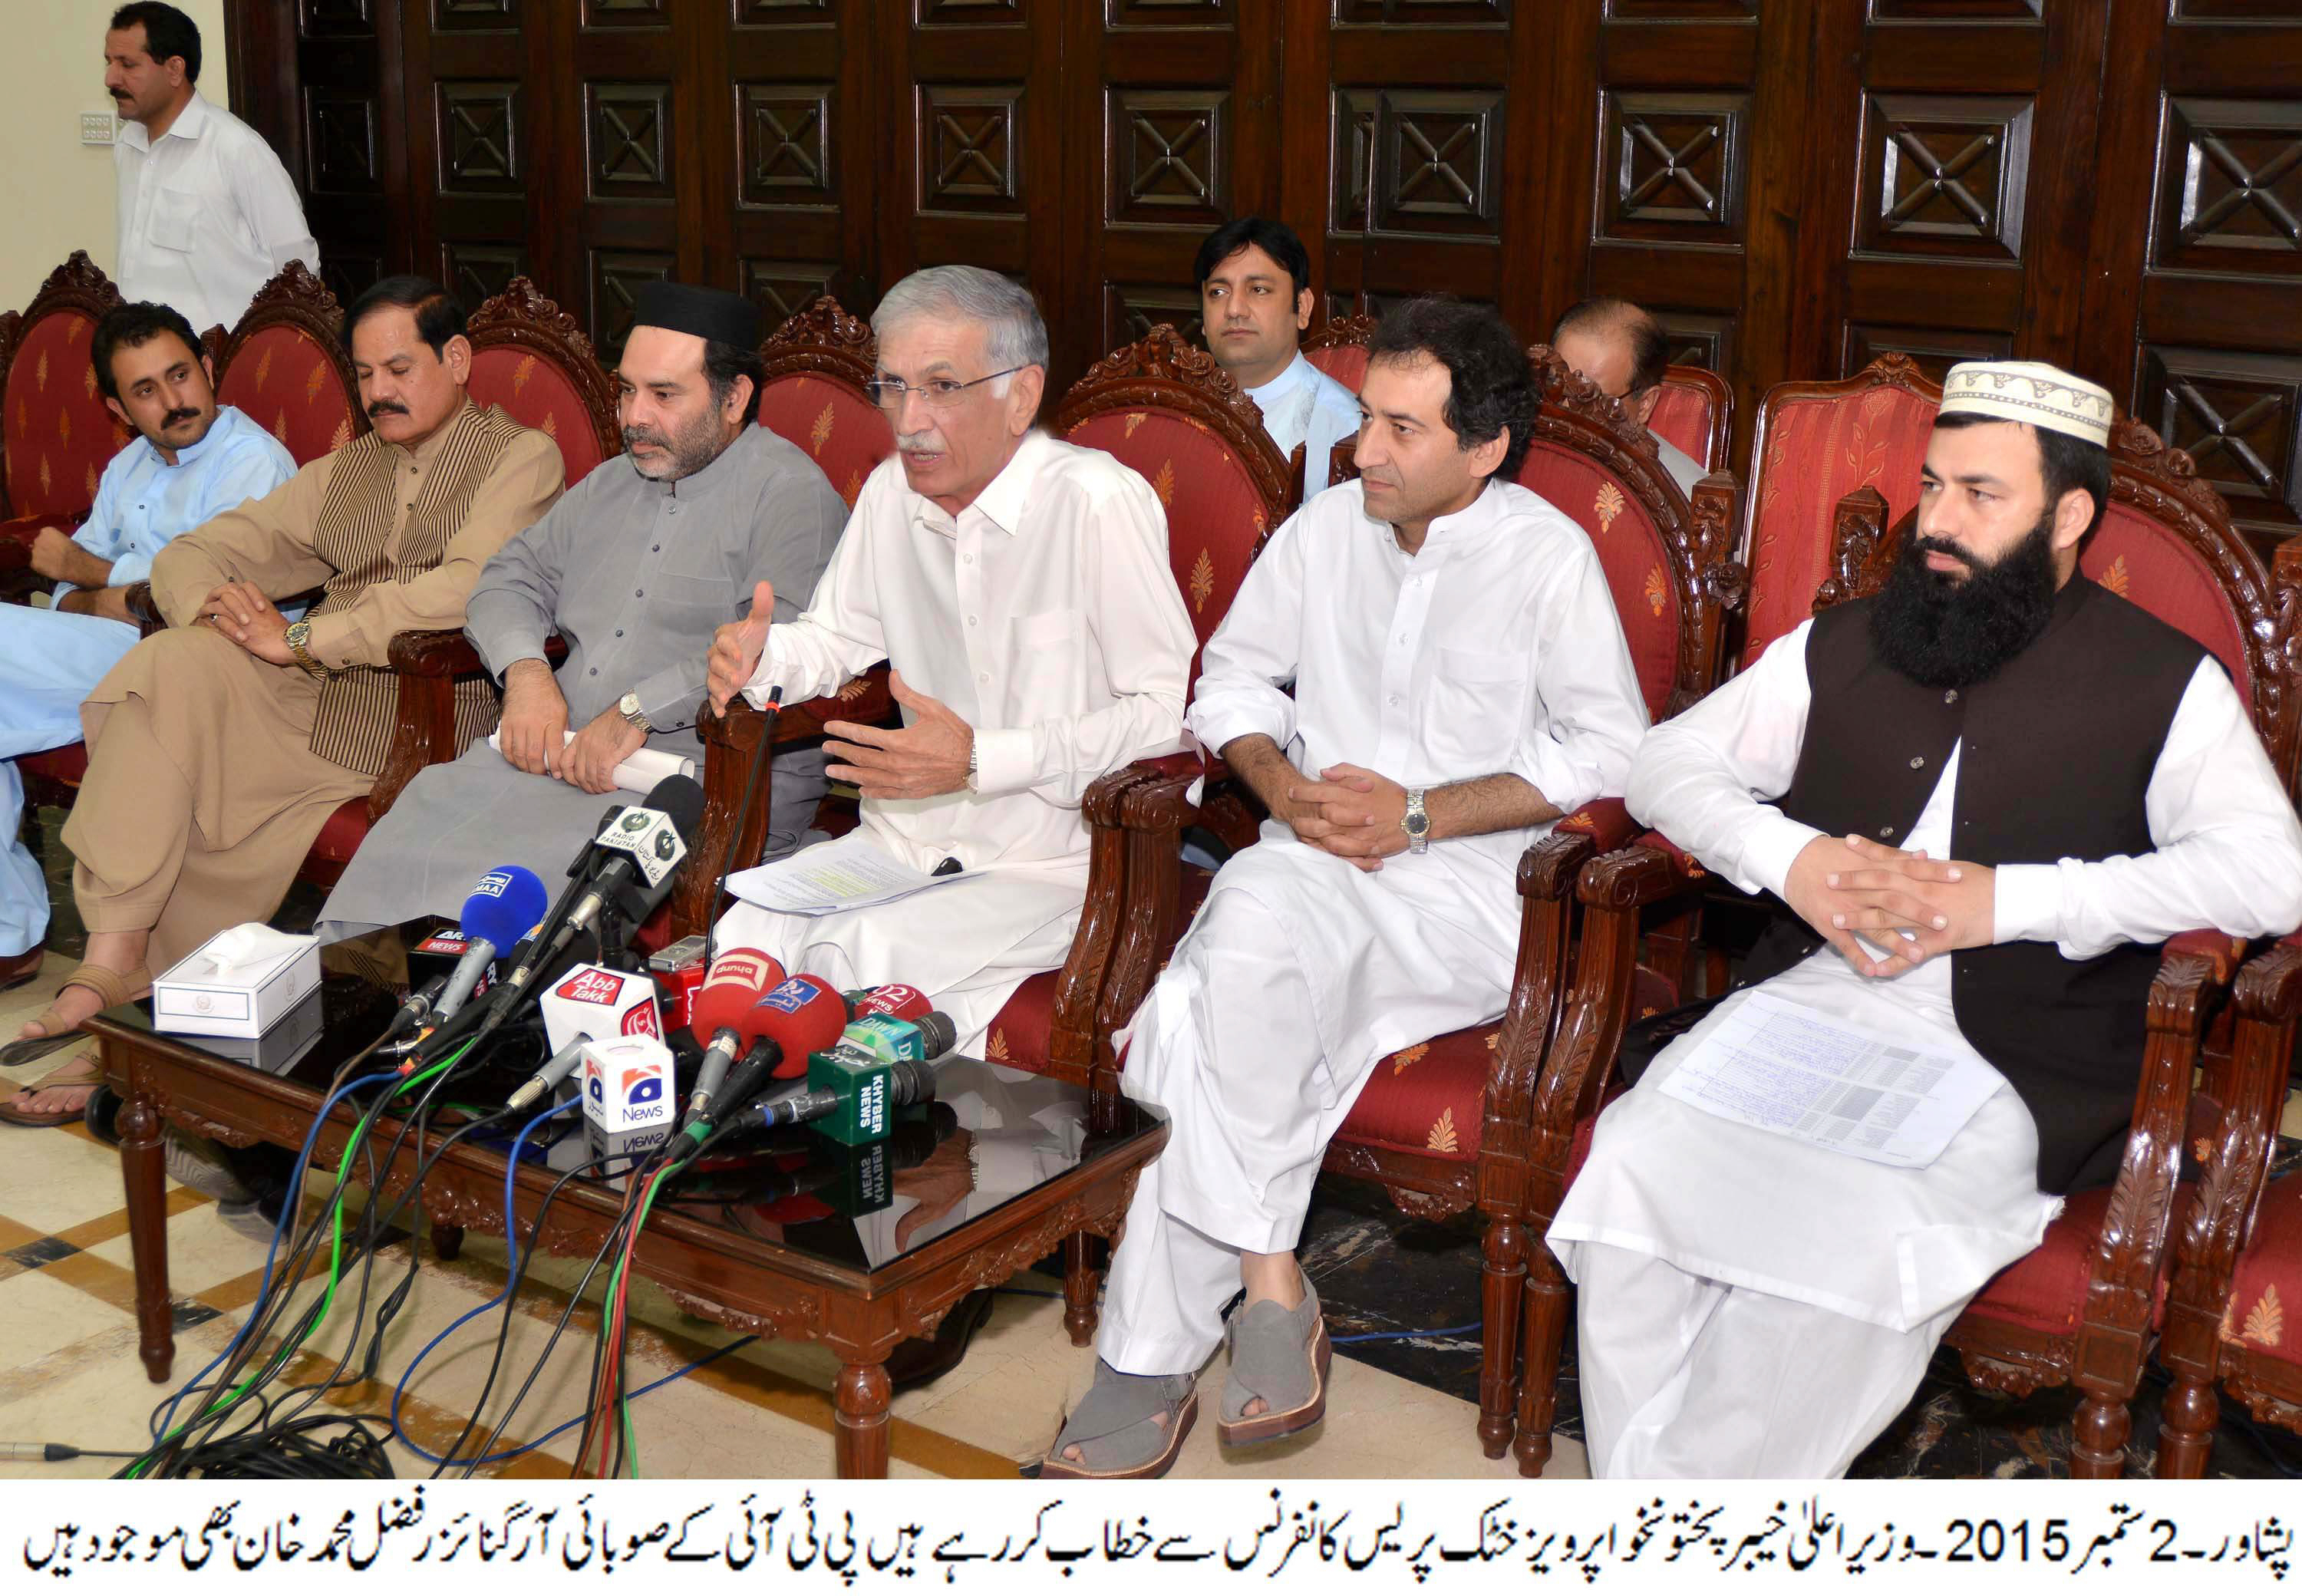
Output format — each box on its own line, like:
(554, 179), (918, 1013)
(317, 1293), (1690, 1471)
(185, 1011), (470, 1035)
(2076, 935), (2248, 1367)
(123, 581), (164, 635)
(1813, 485), (1898, 612)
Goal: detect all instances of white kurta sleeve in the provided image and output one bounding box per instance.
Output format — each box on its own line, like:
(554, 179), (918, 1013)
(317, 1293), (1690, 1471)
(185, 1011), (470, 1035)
(969, 469), (1192, 800)
(1991, 658), (2302, 957)
(1185, 503), (1308, 757)
(230, 135), (321, 276)
(1626, 619), (1821, 900)
(744, 491), (889, 709)
(1512, 538), (1651, 814)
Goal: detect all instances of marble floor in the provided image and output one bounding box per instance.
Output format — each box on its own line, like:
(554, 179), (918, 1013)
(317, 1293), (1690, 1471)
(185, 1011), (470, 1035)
(6, 801), (2299, 1482)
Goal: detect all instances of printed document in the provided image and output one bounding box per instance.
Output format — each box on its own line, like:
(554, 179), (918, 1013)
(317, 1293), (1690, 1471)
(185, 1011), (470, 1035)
(1657, 991), (2001, 1168)
(727, 832), (958, 917)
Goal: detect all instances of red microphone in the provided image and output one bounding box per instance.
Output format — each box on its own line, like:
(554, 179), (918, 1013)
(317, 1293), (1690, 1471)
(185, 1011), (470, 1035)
(684, 973), (853, 1137)
(680, 948), (786, 1126)
(848, 983), (931, 1023)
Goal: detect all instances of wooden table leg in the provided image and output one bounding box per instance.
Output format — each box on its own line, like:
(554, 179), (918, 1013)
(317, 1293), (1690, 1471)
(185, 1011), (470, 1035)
(834, 1362), (892, 1478)
(431, 1224), (464, 1261)
(117, 1089), (175, 1383)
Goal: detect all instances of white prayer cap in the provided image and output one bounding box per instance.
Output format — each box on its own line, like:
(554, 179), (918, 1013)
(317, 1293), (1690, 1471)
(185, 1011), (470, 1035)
(1938, 360), (2114, 448)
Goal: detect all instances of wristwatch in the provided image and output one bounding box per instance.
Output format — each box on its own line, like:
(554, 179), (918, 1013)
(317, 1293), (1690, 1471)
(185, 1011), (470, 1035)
(284, 620), (330, 681)
(1403, 787), (1430, 854)
(965, 737), (980, 793)
(617, 691), (652, 734)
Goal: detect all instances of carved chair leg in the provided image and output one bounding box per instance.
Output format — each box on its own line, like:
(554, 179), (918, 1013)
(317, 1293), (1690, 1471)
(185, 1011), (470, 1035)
(1514, 1246), (1572, 1477)
(1063, 1232), (1101, 1347)
(2155, 1373), (2220, 1479)
(431, 1223), (464, 1262)
(2069, 1388), (2132, 1479)
(1477, 1215), (1526, 1459)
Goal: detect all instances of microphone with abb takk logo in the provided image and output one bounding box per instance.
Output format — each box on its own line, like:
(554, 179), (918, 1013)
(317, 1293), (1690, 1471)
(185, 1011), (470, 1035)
(679, 947), (787, 1128)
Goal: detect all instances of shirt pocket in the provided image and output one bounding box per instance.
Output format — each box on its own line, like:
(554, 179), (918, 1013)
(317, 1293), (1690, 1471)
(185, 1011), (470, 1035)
(644, 572), (734, 641)
(1001, 605), (1087, 714)
(147, 185), (203, 253)
(1423, 645), (1531, 777)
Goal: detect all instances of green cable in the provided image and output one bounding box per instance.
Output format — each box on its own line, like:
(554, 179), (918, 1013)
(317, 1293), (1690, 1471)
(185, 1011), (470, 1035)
(131, 1044), (473, 1476)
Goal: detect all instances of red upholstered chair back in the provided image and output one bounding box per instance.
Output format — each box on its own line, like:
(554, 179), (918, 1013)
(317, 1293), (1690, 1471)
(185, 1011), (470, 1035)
(1648, 364), (1733, 474)
(1819, 420), (2302, 794)
(1051, 325), (1292, 694)
(1516, 348), (1743, 720)
(0, 252), (127, 521)
(463, 279), (620, 487)
(1742, 354), (1941, 668)
(754, 298), (891, 510)
(1301, 313), (1380, 394)
(212, 262), (361, 467)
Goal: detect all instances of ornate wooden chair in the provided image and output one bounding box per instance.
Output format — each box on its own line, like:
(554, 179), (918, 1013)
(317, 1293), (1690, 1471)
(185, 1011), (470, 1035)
(754, 296), (892, 512)
(1647, 364), (1733, 476)
(1300, 312), (1380, 393)
(1515, 418), (2302, 1479)
(0, 253), (127, 602)
(1068, 345), (1744, 1461)
(463, 278), (622, 487)
(211, 262), (362, 469)
(2155, 919), (2302, 1477)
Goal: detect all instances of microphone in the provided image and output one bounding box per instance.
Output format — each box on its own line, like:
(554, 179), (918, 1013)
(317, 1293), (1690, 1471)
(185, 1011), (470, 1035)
(384, 975), (450, 1040)
(505, 1034), (591, 1115)
(680, 947), (787, 1127)
(845, 984), (931, 1024)
(681, 974), (850, 1138)
(437, 866), (549, 1021)
(477, 775), (705, 1034)
(763, 1010), (959, 1143)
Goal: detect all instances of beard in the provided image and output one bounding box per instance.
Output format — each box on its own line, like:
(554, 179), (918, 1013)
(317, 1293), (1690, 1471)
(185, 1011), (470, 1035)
(623, 403), (728, 482)
(1868, 510), (2060, 691)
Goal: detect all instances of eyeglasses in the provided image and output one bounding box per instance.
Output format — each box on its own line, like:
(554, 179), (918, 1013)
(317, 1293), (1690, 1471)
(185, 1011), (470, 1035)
(863, 368), (1025, 411)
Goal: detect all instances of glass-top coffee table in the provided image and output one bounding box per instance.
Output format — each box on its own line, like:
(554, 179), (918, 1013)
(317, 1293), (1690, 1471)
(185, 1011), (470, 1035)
(85, 919), (1166, 1477)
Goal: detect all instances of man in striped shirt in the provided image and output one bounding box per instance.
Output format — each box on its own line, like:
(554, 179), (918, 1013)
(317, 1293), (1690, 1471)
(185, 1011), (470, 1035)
(6, 278), (561, 1118)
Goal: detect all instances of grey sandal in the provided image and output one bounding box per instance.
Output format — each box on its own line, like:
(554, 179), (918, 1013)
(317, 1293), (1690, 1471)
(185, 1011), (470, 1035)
(1041, 1360), (1199, 1480)
(1218, 1277), (1331, 1448)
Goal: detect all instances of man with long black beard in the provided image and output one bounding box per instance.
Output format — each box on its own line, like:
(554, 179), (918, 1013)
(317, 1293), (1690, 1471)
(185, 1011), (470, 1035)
(1547, 360), (2302, 1477)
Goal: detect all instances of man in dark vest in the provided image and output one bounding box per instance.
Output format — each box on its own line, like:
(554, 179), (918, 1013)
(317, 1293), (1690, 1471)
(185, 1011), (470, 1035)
(1547, 359), (2302, 1477)
(5, 278), (562, 1131)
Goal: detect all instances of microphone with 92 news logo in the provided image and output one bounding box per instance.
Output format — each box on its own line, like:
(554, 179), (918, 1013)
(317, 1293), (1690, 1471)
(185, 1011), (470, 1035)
(582, 1034), (676, 1165)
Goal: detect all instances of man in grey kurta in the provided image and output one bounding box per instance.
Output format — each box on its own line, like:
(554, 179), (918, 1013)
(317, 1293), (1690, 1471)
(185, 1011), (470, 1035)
(318, 282), (846, 936)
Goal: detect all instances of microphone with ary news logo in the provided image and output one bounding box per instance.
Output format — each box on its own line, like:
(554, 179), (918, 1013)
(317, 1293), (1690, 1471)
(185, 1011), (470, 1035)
(434, 865), (549, 1022)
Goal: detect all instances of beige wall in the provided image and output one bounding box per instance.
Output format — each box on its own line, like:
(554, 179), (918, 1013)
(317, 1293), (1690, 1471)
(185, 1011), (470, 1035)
(0, 0), (232, 311)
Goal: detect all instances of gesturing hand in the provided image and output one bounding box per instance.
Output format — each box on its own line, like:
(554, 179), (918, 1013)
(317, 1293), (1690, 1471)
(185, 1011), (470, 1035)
(707, 579), (775, 716)
(823, 669), (974, 800)
(1288, 763), (1410, 872)
(199, 581), (292, 665)
(497, 658), (569, 778)
(562, 702), (647, 796)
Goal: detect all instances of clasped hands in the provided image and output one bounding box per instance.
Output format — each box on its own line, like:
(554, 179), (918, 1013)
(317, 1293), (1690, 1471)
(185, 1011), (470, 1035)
(1785, 833), (1994, 978)
(193, 580), (293, 664)
(1281, 763), (1410, 872)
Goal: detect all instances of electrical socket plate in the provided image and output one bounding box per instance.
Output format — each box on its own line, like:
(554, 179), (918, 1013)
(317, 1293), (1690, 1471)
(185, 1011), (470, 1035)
(80, 112), (116, 147)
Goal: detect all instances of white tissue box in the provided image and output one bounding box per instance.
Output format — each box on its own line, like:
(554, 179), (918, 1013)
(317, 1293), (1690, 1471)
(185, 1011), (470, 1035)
(192, 985), (329, 1076)
(153, 928), (323, 1040)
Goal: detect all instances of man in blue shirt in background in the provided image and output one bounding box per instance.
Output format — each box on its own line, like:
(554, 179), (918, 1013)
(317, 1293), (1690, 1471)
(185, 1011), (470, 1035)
(0, 300), (293, 1014)
(1195, 217), (1363, 486)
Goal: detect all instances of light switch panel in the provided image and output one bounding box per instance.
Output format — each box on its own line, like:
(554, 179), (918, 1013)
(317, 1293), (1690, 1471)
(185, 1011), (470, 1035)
(80, 112), (117, 147)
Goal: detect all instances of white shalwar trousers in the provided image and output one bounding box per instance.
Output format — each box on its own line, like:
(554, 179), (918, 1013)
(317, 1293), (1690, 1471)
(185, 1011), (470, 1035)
(1572, 1242), (1973, 1478)
(1098, 836), (1520, 1376)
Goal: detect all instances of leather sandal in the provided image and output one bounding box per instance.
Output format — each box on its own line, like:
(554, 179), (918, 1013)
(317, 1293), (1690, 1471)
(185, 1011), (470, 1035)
(0, 1050), (104, 1129)
(1041, 1360), (1199, 1480)
(0, 962), (148, 1068)
(1217, 1275), (1332, 1448)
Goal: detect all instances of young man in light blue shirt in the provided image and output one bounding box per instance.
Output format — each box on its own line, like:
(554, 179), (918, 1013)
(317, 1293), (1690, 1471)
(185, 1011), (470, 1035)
(0, 300), (294, 995)
(1196, 217), (1363, 486)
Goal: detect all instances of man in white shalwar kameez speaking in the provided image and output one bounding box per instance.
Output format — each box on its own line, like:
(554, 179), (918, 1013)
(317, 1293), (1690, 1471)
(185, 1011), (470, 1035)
(704, 265), (1196, 1050)
(1045, 298), (1651, 1479)
(1548, 360), (2302, 1479)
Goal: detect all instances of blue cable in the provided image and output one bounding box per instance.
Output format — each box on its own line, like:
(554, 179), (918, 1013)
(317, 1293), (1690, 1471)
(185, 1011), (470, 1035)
(150, 1069), (397, 1443)
(388, 1099), (760, 1469)
(1332, 1321), (1482, 1345)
